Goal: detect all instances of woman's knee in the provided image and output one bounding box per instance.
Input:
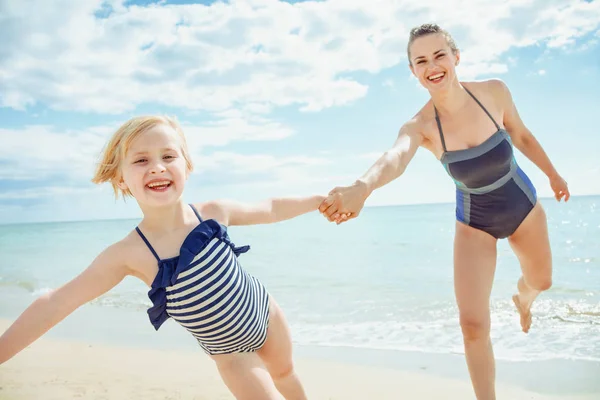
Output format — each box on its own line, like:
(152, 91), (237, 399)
(459, 316), (490, 342)
(526, 276), (552, 292)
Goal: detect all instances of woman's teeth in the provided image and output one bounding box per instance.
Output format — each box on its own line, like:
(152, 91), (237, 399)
(428, 72), (445, 81)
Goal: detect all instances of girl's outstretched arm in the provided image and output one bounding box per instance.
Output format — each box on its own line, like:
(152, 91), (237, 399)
(200, 194), (326, 226)
(0, 242), (130, 364)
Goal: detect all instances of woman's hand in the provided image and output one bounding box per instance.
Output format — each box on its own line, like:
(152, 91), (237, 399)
(549, 174), (570, 202)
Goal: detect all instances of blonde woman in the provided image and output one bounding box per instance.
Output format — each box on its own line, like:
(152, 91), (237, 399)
(319, 24), (570, 400)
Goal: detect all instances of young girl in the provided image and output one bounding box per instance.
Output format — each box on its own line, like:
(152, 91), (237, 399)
(0, 115), (325, 400)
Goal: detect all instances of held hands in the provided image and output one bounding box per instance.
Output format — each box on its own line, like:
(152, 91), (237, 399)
(550, 174), (570, 202)
(318, 181), (370, 225)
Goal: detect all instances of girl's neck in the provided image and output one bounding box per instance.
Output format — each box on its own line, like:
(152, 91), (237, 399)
(430, 80), (471, 116)
(138, 200), (194, 233)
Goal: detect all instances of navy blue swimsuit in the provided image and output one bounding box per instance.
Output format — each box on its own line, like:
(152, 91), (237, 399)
(436, 87), (537, 239)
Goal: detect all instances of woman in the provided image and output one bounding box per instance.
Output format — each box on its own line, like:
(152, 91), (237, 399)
(318, 23), (569, 400)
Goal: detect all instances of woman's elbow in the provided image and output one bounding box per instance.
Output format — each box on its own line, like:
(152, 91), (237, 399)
(513, 129), (535, 150)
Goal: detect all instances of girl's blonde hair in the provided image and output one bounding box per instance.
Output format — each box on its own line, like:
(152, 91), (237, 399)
(92, 115), (194, 198)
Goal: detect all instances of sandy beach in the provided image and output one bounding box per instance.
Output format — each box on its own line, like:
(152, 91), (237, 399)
(0, 320), (596, 400)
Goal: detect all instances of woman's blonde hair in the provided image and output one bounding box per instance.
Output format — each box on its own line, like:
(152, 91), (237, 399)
(92, 115), (194, 198)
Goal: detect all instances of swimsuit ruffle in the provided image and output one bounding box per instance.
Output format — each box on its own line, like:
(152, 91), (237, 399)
(147, 219), (250, 330)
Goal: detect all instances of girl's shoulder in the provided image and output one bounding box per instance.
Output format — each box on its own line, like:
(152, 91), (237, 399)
(112, 230), (163, 284)
(192, 201), (230, 226)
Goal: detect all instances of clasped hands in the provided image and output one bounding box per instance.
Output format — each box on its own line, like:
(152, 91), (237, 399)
(318, 181), (370, 225)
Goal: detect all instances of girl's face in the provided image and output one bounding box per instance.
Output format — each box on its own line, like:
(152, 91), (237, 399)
(409, 33), (460, 93)
(118, 124), (189, 207)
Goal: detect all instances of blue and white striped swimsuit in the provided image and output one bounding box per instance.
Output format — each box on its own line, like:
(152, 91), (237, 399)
(136, 204), (270, 355)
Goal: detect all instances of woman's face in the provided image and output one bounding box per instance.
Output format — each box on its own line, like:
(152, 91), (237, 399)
(409, 33), (460, 93)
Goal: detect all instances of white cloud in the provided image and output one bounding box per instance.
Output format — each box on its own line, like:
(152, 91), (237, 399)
(531, 1), (600, 48)
(358, 152), (384, 161)
(0, 114), (296, 183)
(0, 124), (109, 181)
(195, 151), (332, 175)
(1, 0), (599, 114)
(382, 79), (395, 89)
(0, 186), (99, 200)
(182, 111), (295, 149)
(538, 69), (547, 76)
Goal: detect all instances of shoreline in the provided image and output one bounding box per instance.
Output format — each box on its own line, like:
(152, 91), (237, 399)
(1, 319), (599, 399)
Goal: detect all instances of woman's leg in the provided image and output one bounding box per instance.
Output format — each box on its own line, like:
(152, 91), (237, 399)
(454, 222), (498, 400)
(508, 202), (553, 333)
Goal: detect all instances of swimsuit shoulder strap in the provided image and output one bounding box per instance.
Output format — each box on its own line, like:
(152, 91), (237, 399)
(189, 204), (203, 223)
(463, 86), (501, 130)
(135, 227), (161, 262)
(434, 106), (448, 153)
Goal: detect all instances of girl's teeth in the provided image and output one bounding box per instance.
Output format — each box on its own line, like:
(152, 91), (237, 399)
(148, 181), (170, 187)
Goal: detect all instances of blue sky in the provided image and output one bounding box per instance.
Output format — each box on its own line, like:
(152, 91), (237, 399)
(1, 0), (599, 224)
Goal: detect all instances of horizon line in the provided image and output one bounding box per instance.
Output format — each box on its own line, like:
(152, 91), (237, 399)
(1, 194), (597, 227)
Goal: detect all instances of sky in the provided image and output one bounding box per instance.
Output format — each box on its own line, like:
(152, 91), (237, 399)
(1, 0), (599, 224)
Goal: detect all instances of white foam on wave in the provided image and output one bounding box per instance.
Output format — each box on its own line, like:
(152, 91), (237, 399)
(31, 287), (52, 296)
(289, 297), (600, 362)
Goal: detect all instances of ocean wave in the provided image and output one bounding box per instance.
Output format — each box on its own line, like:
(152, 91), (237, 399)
(287, 297), (600, 363)
(1, 273), (598, 363)
(90, 293), (151, 311)
(0, 278), (38, 293)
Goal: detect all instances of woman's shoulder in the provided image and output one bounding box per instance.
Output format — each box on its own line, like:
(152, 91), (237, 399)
(409, 99), (434, 125)
(409, 99), (439, 135)
(463, 79), (510, 97)
(462, 79), (513, 111)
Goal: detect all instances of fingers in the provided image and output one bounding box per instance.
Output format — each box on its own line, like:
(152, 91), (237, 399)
(555, 186), (570, 202)
(551, 177), (570, 203)
(319, 186), (357, 223)
(334, 212), (353, 225)
(323, 203), (340, 220)
(318, 196), (334, 213)
(563, 182), (570, 202)
(319, 200), (340, 221)
(321, 195), (343, 219)
(332, 212), (345, 224)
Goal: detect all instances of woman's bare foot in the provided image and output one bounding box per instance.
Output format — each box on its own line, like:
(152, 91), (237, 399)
(512, 294), (532, 333)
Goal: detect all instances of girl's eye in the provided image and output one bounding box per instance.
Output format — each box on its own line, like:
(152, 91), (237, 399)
(134, 159), (147, 164)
